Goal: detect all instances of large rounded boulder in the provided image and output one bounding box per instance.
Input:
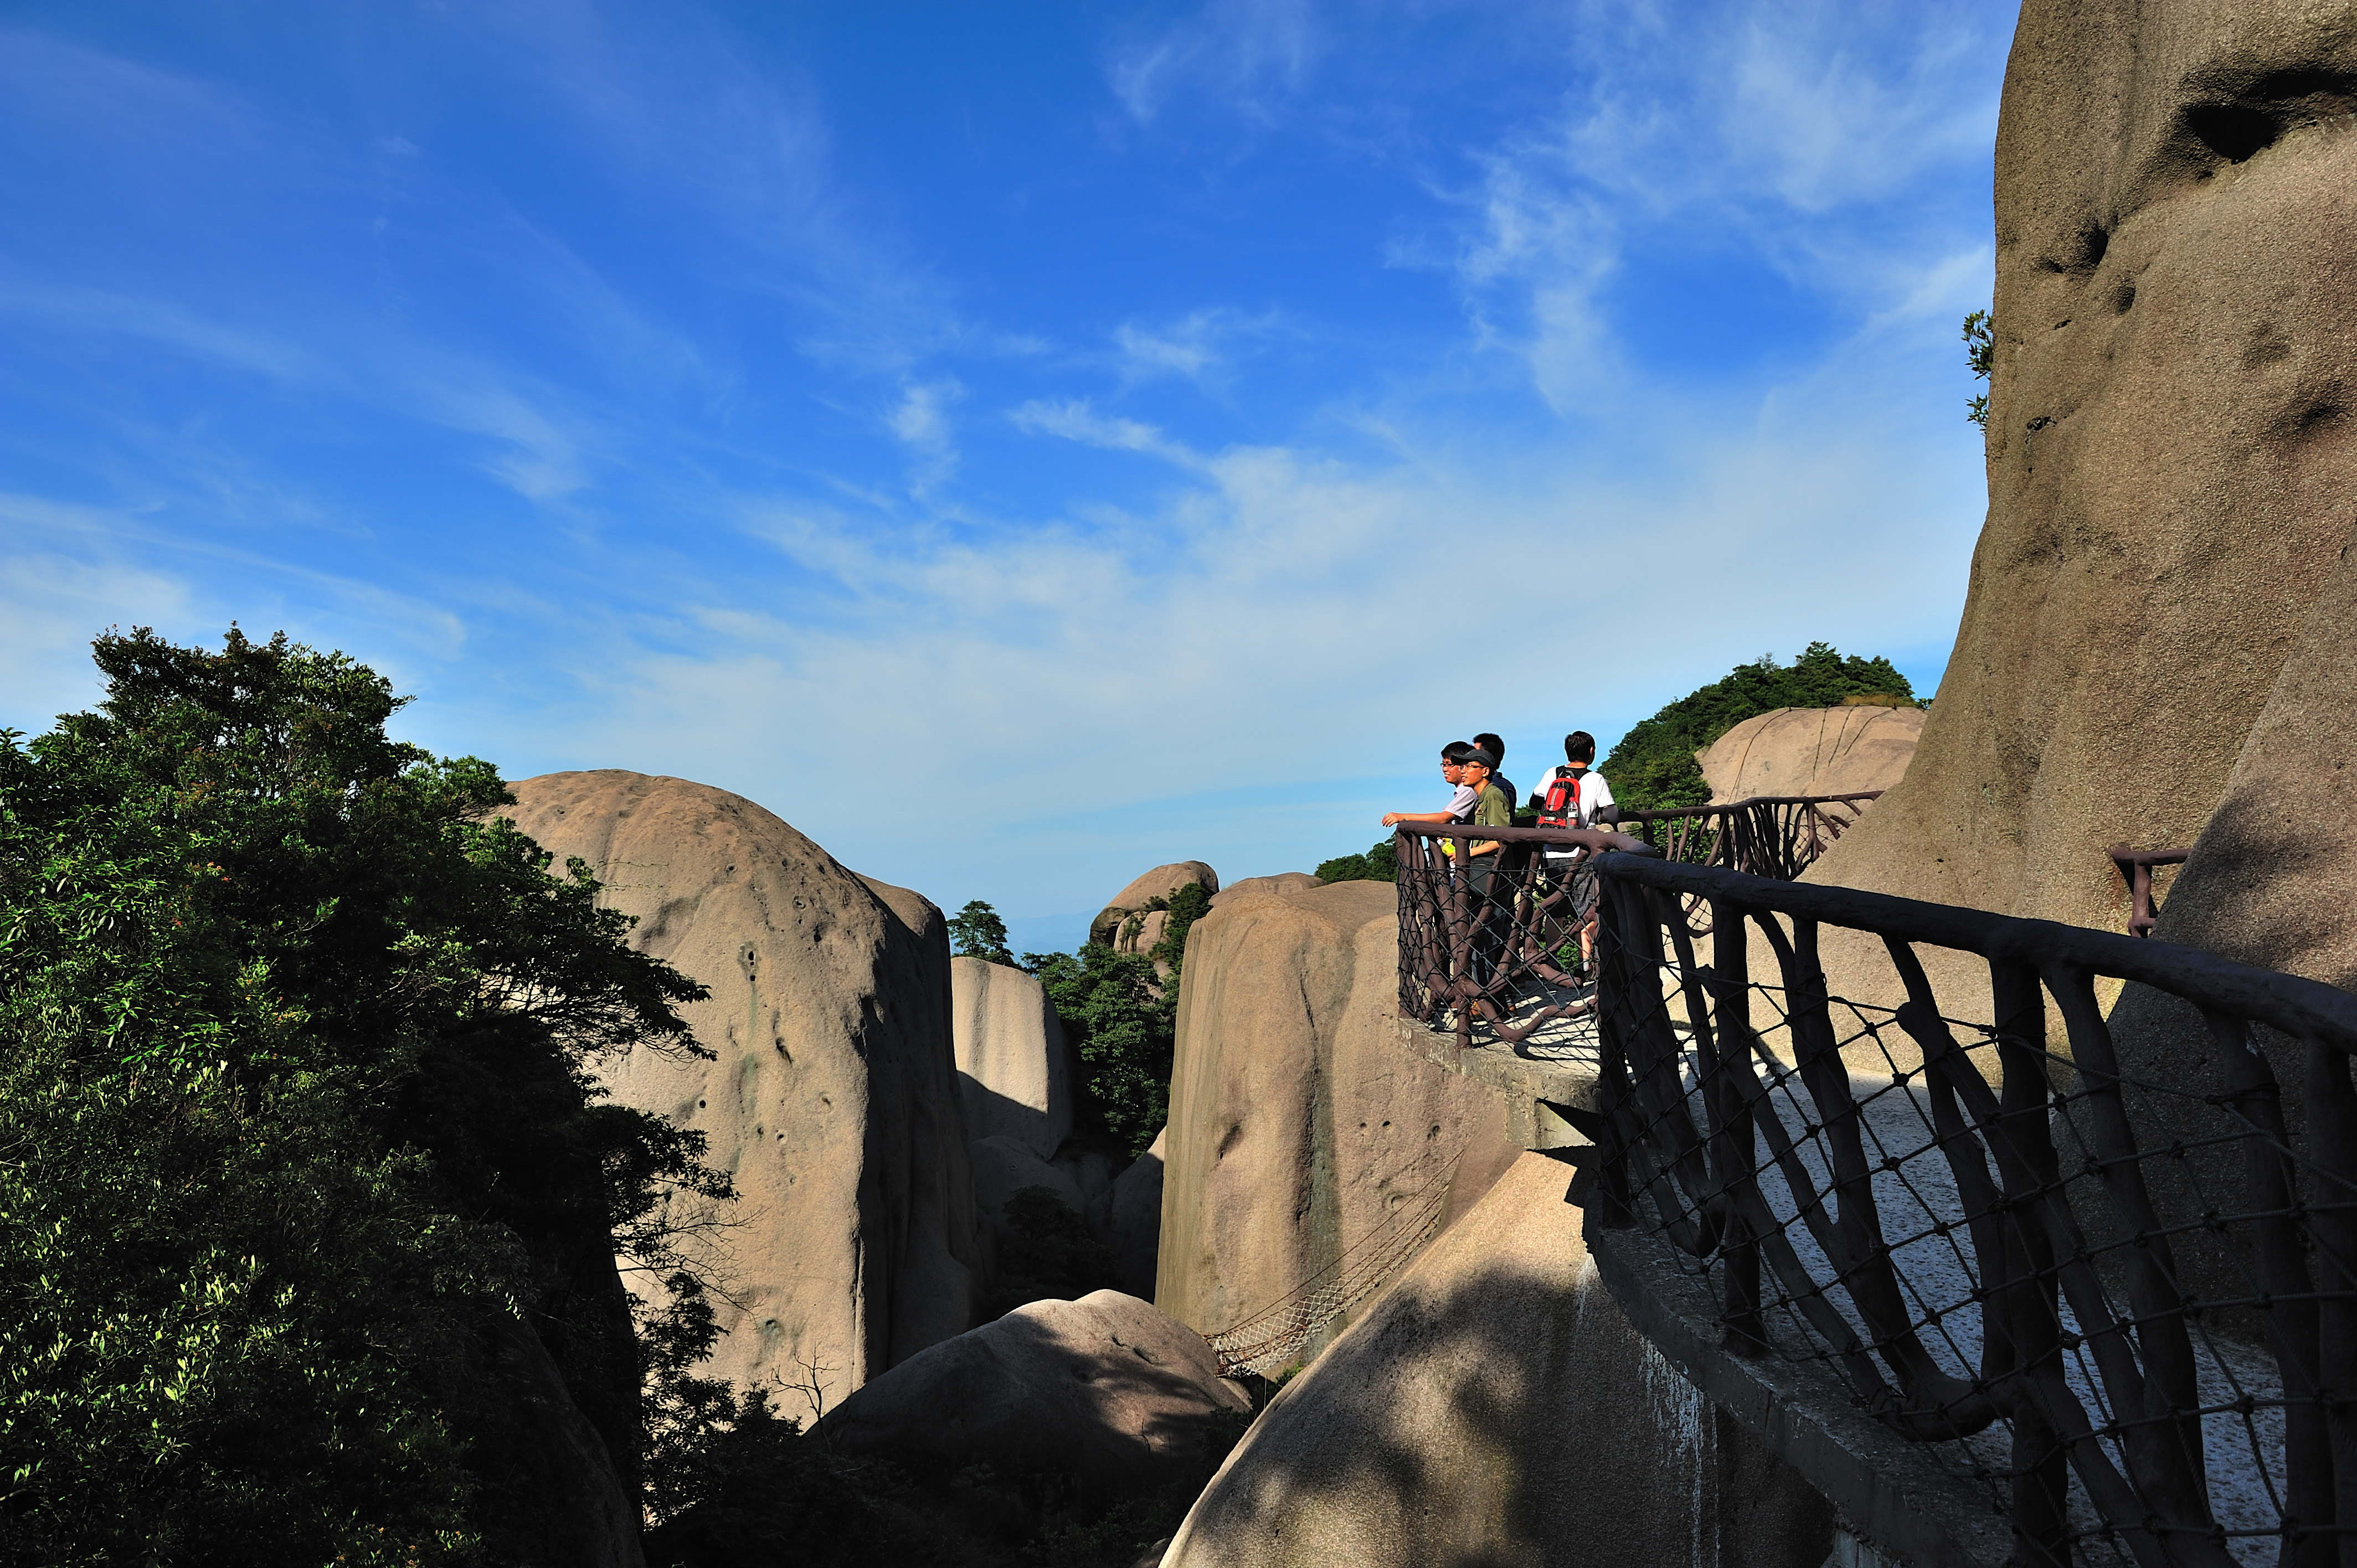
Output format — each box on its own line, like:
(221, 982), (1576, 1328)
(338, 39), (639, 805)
(1090, 862), (1219, 951)
(502, 771), (985, 1407)
(1697, 704), (1923, 802)
(813, 1290), (1250, 1502)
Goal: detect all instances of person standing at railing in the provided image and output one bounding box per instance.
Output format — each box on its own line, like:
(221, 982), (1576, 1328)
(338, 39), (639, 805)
(1454, 747), (1515, 1015)
(1381, 741), (1480, 832)
(1535, 731), (1617, 978)
(1473, 732), (1520, 824)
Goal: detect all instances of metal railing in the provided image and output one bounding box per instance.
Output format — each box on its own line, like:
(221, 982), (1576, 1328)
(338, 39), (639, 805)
(1565, 839), (2357, 1567)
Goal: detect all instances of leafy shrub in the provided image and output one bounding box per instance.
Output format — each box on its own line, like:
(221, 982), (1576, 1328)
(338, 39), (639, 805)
(1601, 642), (1919, 812)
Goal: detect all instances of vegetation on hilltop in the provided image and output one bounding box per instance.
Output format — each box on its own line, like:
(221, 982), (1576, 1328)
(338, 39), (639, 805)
(1600, 642), (1918, 812)
(1317, 838), (1398, 884)
(0, 627), (740, 1563)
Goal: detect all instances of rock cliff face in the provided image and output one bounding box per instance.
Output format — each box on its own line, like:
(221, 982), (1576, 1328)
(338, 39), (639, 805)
(1161, 1153), (1832, 1568)
(1798, 1), (2357, 1025)
(1156, 880), (1518, 1348)
(950, 956), (1072, 1159)
(1697, 705), (1923, 803)
(503, 771), (984, 1406)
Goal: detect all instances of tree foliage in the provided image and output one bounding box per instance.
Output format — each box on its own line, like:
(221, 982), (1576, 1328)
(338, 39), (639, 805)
(948, 899), (1016, 967)
(1600, 642), (1919, 812)
(1316, 839), (1399, 885)
(0, 627), (730, 1564)
(1964, 308), (1993, 429)
(1022, 943), (1169, 1159)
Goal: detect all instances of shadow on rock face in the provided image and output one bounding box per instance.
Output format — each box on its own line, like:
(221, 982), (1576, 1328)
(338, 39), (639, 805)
(1163, 1154), (1834, 1568)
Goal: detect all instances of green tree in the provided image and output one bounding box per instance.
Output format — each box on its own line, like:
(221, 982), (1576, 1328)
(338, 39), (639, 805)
(1146, 880), (1213, 971)
(948, 899), (1016, 966)
(0, 627), (729, 1564)
(1964, 308), (1993, 428)
(1022, 943), (1170, 1159)
(1316, 839), (1399, 885)
(1600, 642), (1918, 812)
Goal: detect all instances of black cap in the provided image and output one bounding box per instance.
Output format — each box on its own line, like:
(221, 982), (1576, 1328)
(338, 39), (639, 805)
(1460, 747), (1496, 770)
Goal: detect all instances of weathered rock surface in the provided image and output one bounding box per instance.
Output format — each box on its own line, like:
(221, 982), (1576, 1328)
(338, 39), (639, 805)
(1095, 1127), (1166, 1299)
(1799, 2), (2357, 1033)
(970, 1132), (1088, 1231)
(1091, 862), (1219, 948)
(1698, 705), (1924, 803)
(502, 771), (984, 1407)
(815, 1290), (1250, 1501)
(1160, 1152), (1833, 1568)
(1157, 879), (1517, 1350)
(485, 1318), (648, 1568)
(950, 956), (1072, 1159)
(2101, 522), (2357, 1314)
(1210, 872), (1320, 907)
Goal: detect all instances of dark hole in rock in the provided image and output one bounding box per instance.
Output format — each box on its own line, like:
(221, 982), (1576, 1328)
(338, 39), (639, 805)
(2026, 415), (2055, 431)
(2297, 403), (2343, 433)
(2186, 102), (2278, 163)
(2076, 224), (2109, 271)
(2114, 281), (2136, 314)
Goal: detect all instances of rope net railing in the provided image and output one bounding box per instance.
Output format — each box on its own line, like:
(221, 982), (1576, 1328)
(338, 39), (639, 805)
(1574, 844), (2357, 1568)
(1203, 1148), (1463, 1378)
(1393, 796), (1879, 1056)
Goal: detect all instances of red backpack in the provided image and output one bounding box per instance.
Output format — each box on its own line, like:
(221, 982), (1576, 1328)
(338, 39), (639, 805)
(1538, 766), (1588, 829)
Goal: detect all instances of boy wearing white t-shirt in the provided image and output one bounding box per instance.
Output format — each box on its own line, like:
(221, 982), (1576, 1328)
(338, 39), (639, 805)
(1535, 731), (1616, 974)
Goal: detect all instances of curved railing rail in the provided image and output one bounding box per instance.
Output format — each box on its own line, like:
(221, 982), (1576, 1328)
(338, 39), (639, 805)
(1571, 843), (2357, 1567)
(1619, 791), (1882, 883)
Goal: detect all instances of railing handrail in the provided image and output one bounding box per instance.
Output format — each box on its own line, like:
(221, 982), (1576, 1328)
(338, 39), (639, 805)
(1588, 849), (2357, 1054)
(1617, 790), (1883, 823)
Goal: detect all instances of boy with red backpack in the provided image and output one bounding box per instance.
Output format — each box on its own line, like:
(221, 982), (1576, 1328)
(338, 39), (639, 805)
(1535, 731), (1617, 977)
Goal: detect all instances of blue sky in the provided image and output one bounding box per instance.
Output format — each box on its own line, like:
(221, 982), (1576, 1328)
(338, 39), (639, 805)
(0, 1), (2014, 951)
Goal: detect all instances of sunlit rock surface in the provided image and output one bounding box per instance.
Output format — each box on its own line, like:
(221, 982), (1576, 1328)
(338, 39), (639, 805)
(1156, 879), (1516, 1352)
(1801, 1), (2357, 1030)
(1698, 705), (1923, 803)
(504, 770), (984, 1407)
(1160, 1153), (1834, 1568)
(951, 955), (1072, 1159)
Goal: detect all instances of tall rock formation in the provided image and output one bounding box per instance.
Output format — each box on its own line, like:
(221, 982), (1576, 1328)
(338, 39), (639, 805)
(1697, 705), (1923, 802)
(1800, 3), (2357, 1026)
(950, 955), (1072, 1159)
(503, 771), (984, 1407)
(1156, 880), (1518, 1349)
(1161, 1153), (1833, 1568)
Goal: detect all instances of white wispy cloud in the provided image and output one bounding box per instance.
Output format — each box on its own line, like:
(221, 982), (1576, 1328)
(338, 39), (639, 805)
(1010, 399), (1198, 466)
(1107, 0), (1320, 125)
